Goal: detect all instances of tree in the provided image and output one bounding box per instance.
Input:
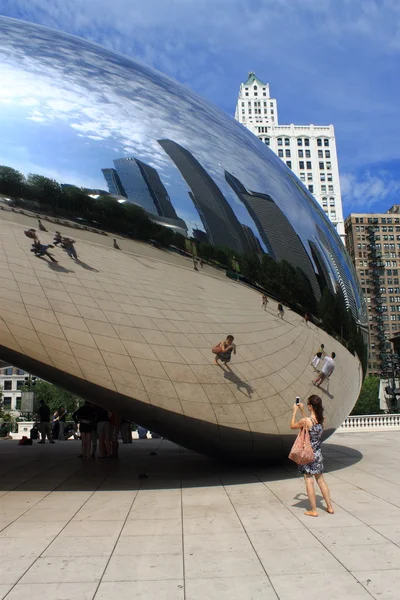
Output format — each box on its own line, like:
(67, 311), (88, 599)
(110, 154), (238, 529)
(27, 174), (63, 211)
(27, 381), (83, 416)
(351, 376), (381, 415)
(0, 166), (27, 201)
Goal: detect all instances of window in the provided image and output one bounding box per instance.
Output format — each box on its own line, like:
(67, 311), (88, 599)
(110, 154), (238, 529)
(3, 397), (11, 409)
(285, 138), (290, 146)
(285, 149), (291, 157)
(319, 162), (324, 169)
(278, 149), (283, 157)
(306, 161), (312, 169)
(300, 173), (305, 181)
(320, 174), (326, 182)
(297, 138), (303, 146)
(277, 138), (283, 146)
(16, 397), (21, 410)
(327, 173), (333, 181)
(263, 92), (266, 96)
(326, 162), (332, 170)
(317, 138), (322, 147)
(3, 380), (12, 391)
(305, 150), (311, 158)
(322, 197), (328, 207)
(17, 369), (25, 375)
(307, 173), (313, 181)
(286, 161), (292, 168)
(321, 185), (327, 192)
(298, 150), (304, 158)
(324, 138), (329, 147)
(16, 380), (25, 390)
(308, 185), (314, 193)
(329, 197), (335, 206)
(299, 161), (305, 169)
(318, 150), (323, 158)
(265, 137), (270, 145)
(304, 138), (310, 146)
(328, 185), (334, 192)
(325, 150), (331, 158)
(245, 92), (248, 96)
(4, 368), (12, 375)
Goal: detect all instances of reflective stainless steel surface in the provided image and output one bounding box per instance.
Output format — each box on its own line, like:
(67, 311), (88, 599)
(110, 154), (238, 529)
(0, 17), (365, 460)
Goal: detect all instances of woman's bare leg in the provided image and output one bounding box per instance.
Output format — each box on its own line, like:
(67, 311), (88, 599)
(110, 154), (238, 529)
(304, 474), (318, 516)
(315, 474), (334, 513)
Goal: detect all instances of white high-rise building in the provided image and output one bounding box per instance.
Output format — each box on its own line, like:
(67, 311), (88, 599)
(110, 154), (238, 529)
(234, 73), (345, 238)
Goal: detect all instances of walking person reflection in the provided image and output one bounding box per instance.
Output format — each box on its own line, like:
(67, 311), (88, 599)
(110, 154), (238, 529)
(314, 352), (336, 387)
(290, 395), (334, 517)
(213, 335), (236, 369)
(277, 302), (284, 319)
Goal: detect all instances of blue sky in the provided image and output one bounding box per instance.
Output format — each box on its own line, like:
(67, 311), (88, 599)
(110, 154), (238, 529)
(0, 0), (399, 217)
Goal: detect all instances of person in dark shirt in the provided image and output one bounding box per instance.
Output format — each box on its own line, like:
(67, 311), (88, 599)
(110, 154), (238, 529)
(38, 400), (55, 444)
(95, 405), (111, 459)
(73, 402), (96, 459)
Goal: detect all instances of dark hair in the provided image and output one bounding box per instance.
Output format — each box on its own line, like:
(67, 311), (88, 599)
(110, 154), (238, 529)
(321, 344), (324, 348)
(227, 335), (234, 340)
(332, 352), (336, 359)
(307, 395), (324, 425)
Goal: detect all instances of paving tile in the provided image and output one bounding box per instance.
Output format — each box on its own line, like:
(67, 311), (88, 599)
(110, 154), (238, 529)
(270, 572), (371, 600)
(0, 537), (53, 557)
(183, 515), (244, 535)
(114, 534), (182, 555)
(184, 532), (252, 553)
(0, 557), (36, 584)
(312, 525), (387, 547)
(0, 521), (65, 538)
(353, 569), (400, 600)
(20, 556), (108, 584)
(103, 553), (183, 581)
(42, 536), (116, 557)
(62, 520), (124, 538)
(6, 582), (98, 600)
(0, 586), (12, 600)
(122, 519), (182, 536)
(256, 544), (343, 575)
(185, 576), (276, 600)
(328, 542), (400, 571)
(94, 580), (184, 600)
(185, 549), (264, 579)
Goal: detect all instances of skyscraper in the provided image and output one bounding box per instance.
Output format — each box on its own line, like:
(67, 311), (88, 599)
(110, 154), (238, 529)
(234, 73), (345, 239)
(158, 139), (252, 255)
(134, 159), (179, 220)
(345, 206), (400, 376)
(112, 157), (158, 214)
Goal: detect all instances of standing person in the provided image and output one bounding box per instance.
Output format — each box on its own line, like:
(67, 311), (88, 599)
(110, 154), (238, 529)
(38, 400), (55, 444)
(53, 231), (62, 245)
(314, 352), (336, 387)
(51, 410), (59, 440)
(72, 402), (96, 460)
(304, 313), (309, 326)
(277, 302), (284, 319)
(213, 335), (236, 368)
(290, 395), (334, 517)
(109, 413), (121, 458)
(95, 405), (111, 459)
(311, 344), (325, 370)
(57, 406), (67, 440)
(121, 419), (132, 443)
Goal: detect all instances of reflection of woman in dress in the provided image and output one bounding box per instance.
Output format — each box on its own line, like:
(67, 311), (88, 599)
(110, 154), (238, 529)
(214, 335), (236, 367)
(311, 344), (325, 370)
(290, 395), (334, 517)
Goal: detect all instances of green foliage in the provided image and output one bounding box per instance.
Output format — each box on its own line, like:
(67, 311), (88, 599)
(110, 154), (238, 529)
(0, 166), (27, 200)
(27, 174), (63, 211)
(351, 376), (381, 415)
(29, 381), (83, 416)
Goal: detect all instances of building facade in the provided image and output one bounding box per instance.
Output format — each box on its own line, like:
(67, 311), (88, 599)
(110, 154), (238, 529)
(345, 206), (400, 376)
(234, 73), (345, 238)
(0, 365), (26, 413)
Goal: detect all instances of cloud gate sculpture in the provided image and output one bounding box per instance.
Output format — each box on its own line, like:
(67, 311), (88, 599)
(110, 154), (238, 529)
(0, 17), (366, 461)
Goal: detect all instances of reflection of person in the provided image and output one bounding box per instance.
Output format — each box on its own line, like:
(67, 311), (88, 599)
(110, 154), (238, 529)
(0, 423), (12, 440)
(121, 419), (132, 443)
(51, 410), (59, 439)
(57, 406), (67, 440)
(261, 294), (268, 310)
(214, 335), (236, 367)
(38, 219), (47, 231)
(113, 238), (120, 249)
(277, 303), (284, 319)
(304, 313), (309, 325)
(96, 406), (112, 459)
(53, 231), (62, 245)
(31, 241), (58, 263)
(311, 344), (325, 370)
(63, 238), (78, 259)
(314, 352), (336, 387)
(290, 395), (334, 517)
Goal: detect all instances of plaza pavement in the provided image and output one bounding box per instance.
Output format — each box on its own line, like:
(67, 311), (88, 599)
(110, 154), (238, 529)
(0, 431), (400, 600)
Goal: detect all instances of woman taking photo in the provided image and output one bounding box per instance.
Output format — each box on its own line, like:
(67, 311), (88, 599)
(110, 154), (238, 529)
(290, 395), (334, 517)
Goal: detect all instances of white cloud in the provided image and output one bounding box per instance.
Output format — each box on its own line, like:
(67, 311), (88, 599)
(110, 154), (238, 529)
(341, 171), (400, 211)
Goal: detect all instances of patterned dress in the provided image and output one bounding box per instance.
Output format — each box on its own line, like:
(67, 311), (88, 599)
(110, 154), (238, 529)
(298, 418), (324, 475)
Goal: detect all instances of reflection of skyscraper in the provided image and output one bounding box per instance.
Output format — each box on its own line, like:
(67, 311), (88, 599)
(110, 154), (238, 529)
(192, 228), (210, 245)
(101, 168), (126, 197)
(135, 159), (179, 220)
(158, 139), (251, 255)
(225, 170), (321, 300)
(241, 224), (263, 255)
(112, 158), (157, 214)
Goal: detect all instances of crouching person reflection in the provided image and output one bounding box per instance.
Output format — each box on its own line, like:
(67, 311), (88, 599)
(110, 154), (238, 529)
(290, 395), (334, 517)
(213, 335), (236, 368)
(72, 401), (96, 460)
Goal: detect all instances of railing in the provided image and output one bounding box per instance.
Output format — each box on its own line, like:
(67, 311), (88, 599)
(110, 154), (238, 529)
(339, 414), (400, 431)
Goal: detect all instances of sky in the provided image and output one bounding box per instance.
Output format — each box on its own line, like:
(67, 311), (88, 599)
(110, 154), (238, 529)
(0, 0), (399, 218)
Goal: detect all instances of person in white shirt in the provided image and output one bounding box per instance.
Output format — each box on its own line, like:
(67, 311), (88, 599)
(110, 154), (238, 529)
(314, 352), (335, 387)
